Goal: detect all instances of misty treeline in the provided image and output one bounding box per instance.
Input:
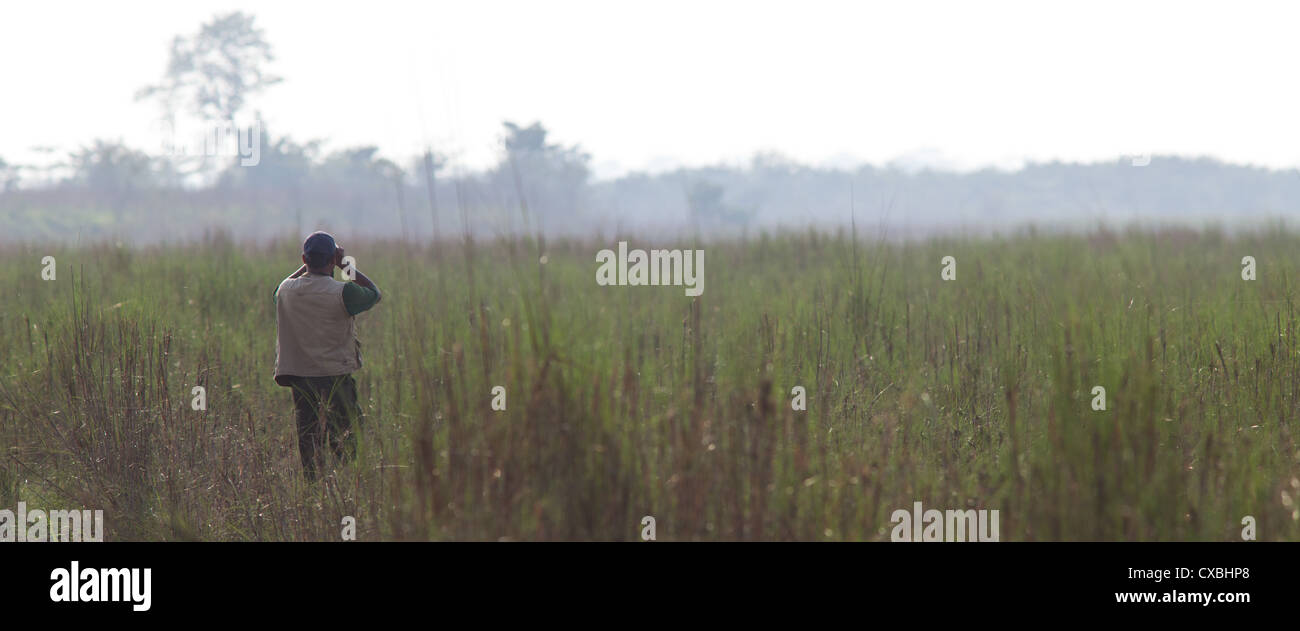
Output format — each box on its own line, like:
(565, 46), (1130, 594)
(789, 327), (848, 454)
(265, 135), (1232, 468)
(6, 133), (1300, 245)
(2, 11), (1299, 244)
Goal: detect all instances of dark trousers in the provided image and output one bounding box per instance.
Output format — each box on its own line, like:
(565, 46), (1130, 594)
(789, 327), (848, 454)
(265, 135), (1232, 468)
(286, 374), (362, 481)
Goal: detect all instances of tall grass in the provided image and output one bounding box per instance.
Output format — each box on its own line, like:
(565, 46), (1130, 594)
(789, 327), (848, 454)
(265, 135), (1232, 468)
(1, 226), (1298, 540)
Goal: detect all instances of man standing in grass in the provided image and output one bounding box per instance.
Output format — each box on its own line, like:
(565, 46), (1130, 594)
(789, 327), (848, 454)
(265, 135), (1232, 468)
(273, 231), (382, 481)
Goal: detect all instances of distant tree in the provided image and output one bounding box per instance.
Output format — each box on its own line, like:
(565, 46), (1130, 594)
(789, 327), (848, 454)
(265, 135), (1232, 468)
(136, 12), (280, 183)
(314, 146), (400, 232)
(685, 179), (752, 228)
(316, 147), (391, 187)
(136, 12), (281, 123)
(19, 146), (67, 188)
(66, 140), (161, 224)
(67, 140), (158, 191)
(750, 150), (800, 175)
(214, 128), (321, 233)
(494, 121), (590, 231)
(502, 121), (550, 154)
(218, 129), (319, 191)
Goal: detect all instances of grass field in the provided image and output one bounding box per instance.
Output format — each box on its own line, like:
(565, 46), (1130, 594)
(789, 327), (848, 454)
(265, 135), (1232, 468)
(2, 226), (1299, 541)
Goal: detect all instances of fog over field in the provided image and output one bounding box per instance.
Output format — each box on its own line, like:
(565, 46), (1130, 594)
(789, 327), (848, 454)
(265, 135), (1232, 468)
(3, 1), (1300, 243)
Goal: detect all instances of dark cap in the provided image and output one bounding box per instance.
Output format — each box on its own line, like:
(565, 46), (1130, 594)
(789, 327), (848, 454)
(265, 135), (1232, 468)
(303, 231), (336, 256)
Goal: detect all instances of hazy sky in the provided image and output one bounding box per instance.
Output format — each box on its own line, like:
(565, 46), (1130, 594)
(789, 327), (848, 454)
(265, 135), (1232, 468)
(4, 0), (1300, 178)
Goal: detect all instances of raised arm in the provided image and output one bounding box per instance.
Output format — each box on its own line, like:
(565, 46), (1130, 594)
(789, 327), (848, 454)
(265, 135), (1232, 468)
(351, 268), (382, 303)
(335, 247), (382, 303)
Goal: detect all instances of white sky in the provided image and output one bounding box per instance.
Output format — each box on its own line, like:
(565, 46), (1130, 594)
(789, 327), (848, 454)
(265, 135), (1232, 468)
(3, 0), (1300, 178)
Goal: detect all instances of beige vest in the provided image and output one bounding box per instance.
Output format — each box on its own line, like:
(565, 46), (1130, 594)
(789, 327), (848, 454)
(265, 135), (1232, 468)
(274, 273), (362, 381)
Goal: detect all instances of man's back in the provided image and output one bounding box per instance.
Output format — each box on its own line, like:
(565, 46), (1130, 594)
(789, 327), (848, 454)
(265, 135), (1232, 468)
(274, 273), (361, 384)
